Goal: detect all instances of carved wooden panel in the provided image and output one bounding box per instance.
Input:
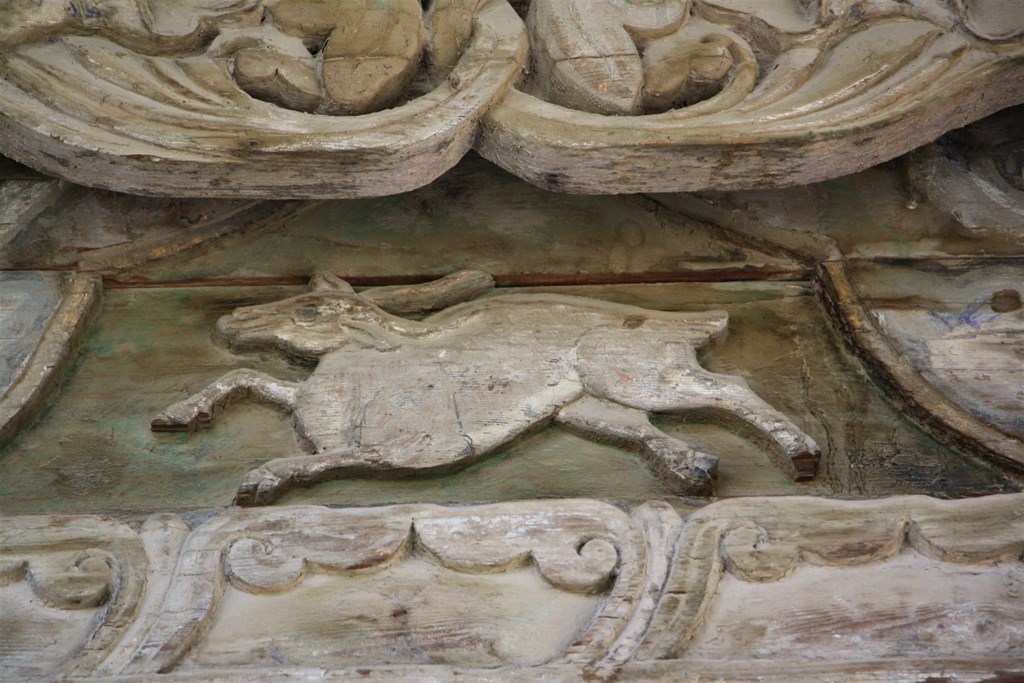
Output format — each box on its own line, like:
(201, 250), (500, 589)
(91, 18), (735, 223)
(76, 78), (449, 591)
(0, 53), (1023, 682)
(1, 495), (1021, 679)
(636, 493), (1024, 679)
(146, 270), (819, 503)
(4, 275), (1014, 515)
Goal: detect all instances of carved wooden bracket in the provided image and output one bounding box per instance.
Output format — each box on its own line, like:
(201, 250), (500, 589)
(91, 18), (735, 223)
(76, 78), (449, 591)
(0, 1), (1021, 197)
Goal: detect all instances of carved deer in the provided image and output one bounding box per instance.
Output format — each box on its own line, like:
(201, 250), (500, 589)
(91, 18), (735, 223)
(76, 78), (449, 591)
(152, 271), (820, 505)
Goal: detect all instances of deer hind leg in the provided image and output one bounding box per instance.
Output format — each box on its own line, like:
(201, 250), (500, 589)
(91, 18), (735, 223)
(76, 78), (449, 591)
(234, 448), (422, 506)
(667, 370), (820, 480)
(555, 396), (718, 496)
(151, 369), (299, 432)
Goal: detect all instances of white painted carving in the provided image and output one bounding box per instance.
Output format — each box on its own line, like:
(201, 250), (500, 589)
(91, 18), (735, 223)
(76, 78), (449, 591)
(121, 500), (646, 673)
(151, 271), (819, 504)
(0, 0), (426, 115)
(3, 495), (1023, 678)
(0, 1), (1021, 196)
(0, 0), (528, 198)
(479, 0), (1024, 193)
(0, 516), (147, 678)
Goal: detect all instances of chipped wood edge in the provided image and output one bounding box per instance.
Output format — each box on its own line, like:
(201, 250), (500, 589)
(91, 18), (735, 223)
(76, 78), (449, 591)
(816, 260), (1024, 473)
(476, 61), (1024, 195)
(0, 272), (102, 449)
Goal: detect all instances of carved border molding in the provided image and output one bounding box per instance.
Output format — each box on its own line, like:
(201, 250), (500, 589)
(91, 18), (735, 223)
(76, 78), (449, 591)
(0, 515), (149, 677)
(816, 260), (1024, 473)
(0, 1), (1022, 198)
(0, 273), (101, 449)
(2, 494), (1022, 680)
(638, 492), (1024, 661)
(118, 500), (649, 674)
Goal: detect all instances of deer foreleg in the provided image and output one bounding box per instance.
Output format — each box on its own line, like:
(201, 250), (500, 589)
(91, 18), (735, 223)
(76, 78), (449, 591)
(555, 396), (718, 496)
(151, 369), (299, 432)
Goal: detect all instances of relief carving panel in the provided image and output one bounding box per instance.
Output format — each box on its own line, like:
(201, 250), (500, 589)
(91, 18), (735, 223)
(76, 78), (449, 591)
(0, 515), (147, 678)
(149, 271), (820, 504)
(479, 0), (1024, 194)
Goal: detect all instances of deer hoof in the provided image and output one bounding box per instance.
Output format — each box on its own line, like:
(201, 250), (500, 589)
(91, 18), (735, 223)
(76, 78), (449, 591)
(234, 468), (284, 506)
(690, 453), (719, 483)
(151, 412), (193, 432)
(790, 442), (821, 481)
(151, 403), (215, 432)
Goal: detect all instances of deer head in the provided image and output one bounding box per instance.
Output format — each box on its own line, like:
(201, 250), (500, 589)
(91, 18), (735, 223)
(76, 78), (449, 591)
(216, 270), (494, 362)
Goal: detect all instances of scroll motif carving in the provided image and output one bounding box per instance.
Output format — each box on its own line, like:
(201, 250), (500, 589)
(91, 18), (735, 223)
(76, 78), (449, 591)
(2, 496), (1021, 678)
(637, 493), (1024, 662)
(2, 0), (426, 115)
(0, 0), (528, 198)
(121, 500), (647, 673)
(480, 0), (1024, 193)
(527, 0), (756, 115)
(0, 516), (147, 678)
(0, 1), (1022, 196)
(150, 271), (820, 505)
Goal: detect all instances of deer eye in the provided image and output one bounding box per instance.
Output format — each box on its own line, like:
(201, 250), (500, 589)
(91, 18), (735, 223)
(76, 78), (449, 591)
(295, 305), (320, 321)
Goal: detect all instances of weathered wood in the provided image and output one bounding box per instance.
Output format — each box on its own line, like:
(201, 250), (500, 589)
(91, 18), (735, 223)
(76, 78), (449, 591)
(907, 105), (1024, 235)
(1, 494), (1021, 679)
(0, 3), (1022, 197)
(0, 272), (101, 449)
(151, 271), (819, 504)
(0, 155), (808, 279)
(638, 493), (1024, 662)
(0, 0), (528, 198)
(0, 514), (148, 678)
(120, 500), (645, 673)
(479, 3), (1024, 194)
(817, 259), (1024, 473)
(0, 279), (1013, 515)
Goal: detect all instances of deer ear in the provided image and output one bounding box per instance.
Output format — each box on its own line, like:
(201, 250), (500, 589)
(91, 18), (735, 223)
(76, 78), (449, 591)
(309, 271), (355, 294)
(361, 270), (494, 315)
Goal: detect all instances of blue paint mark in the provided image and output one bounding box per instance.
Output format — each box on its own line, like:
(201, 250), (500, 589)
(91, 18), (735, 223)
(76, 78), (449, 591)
(68, 1), (80, 19)
(923, 297), (1000, 332)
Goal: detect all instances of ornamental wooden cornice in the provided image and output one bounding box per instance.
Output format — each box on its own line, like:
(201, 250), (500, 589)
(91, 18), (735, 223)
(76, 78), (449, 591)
(0, 0), (1021, 198)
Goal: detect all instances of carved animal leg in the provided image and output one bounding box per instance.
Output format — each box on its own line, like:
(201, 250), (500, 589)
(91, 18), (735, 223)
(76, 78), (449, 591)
(672, 371), (820, 480)
(151, 369), (299, 432)
(555, 396), (719, 496)
(234, 451), (390, 506)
